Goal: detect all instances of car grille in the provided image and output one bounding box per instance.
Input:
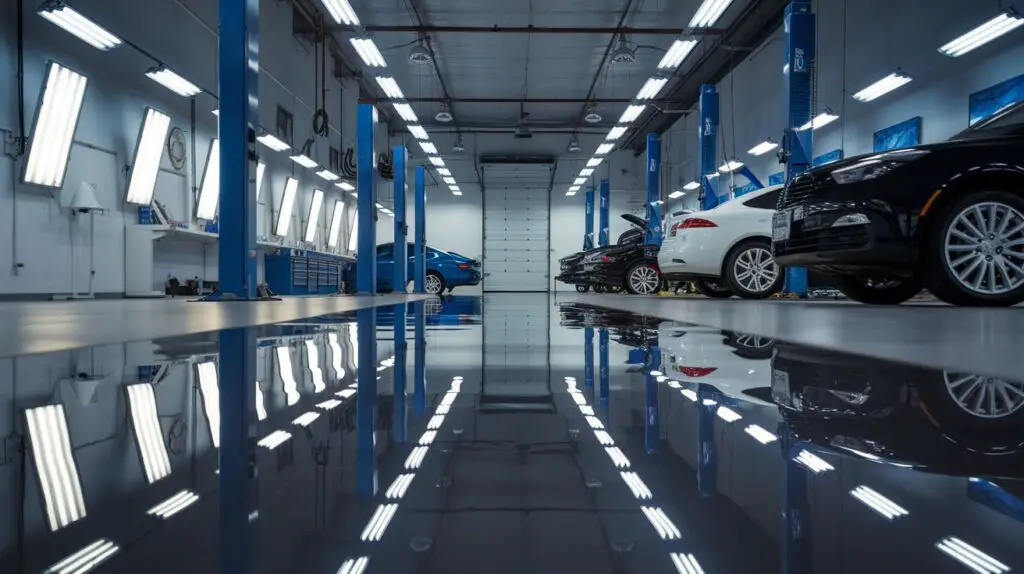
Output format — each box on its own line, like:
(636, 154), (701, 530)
(775, 227), (871, 257)
(778, 174), (818, 210)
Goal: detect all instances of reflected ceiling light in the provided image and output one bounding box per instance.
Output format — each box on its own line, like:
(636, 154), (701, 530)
(658, 38), (698, 69)
(683, 181), (700, 190)
(852, 70), (913, 102)
(337, 557), (370, 574)
(584, 106), (602, 123)
(375, 75), (404, 99)
(641, 506), (682, 540)
(145, 65), (201, 97)
(44, 539), (119, 574)
(23, 61), (88, 188)
(748, 139), (778, 156)
(292, 411), (320, 427)
(257, 133), (290, 152)
(350, 37), (386, 67)
(935, 536), (1009, 574)
(670, 553), (706, 574)
(606, 126), (627, 140)
(304, 339), (326, 392)
(304, 189), (324, 243)
(336, 388), (357, 399)
(668, 190), (684, 199)
(275, 177), (299, 236)
(289, 153), (318, 169)
(850, 486), (909, 520)
(418, 141), (437, 155)
(605, 446), (631, 468)
(443, 176), (456, 185)
(794, 449), (834, 473)
(636, 76), (669, 100)
(25, 404), (87, 531)
(257, 430), (292, 450)
(255, 382), (267, 421)
(336, 181), (355, 191)
(316, 169), (340, 181)
(408, 125), (428, 140)
(405, 446), (429, 469)
(689, 0), (734, 28)
(621, 471), (653, 500)
(596, 143), (615, 155)
(429, 156), (445, 167)
(574, 177), (587, 185)
(385, 474), (415, 499)
(195, 139), (220, 219)
(320, 0), (359, 25)
(797, 110), (839, 131)
(327, 200), (346, 248)
(39, 2), (122, 50)
(744, 424), (778, 444)
(681, 389), (698, 401)
(196, 362), (220, 448)
(427, 414), (446, 429)
(328, 333), (346, 379)
(317, 399), (343, 410)
(360, 504), (399, 542)
(579, 405), (595, 415)
(939, 10), (1023, 57)
(146, 490), (199, 519)
(593, 430), (614, 445)
(255, 161), (266, 200)
(126, 383), (172, 484)
(716, 406), (742, 422)
(418, 430), (437, 445)
(276, 346), (301, 405)
(586, 157), (604, 168)
(585, 415), (604, 429)
(579, 168), (594, 177)
(435, 102), (453, 122)
(718, 159), (744, 173)
(437, 167), (451, 177)
(618, 104), (646, 123)
(126, 107), (171, 205)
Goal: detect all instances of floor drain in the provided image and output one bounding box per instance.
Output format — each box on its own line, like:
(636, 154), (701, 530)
(410, 537), (433, 552)
(611, 541), (634, 553)
(585, 478), (603, 489)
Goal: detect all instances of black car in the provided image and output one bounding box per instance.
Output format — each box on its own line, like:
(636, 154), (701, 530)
(772, 100), (1024, 306)
(556, 215), (645, 293)
(581, 216), (662, 295)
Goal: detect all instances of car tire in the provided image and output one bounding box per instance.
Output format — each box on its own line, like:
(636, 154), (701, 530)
(722, 331), (776, 360)
(593, 285), (606, 294)
(606, 285), (623, 294)
(425, 271), (446, 294)
(916, 370), (1024, 433)
(625, 262), (662, 295)
(923, 190), (1024, 307)
(724, 239), (785, 299)
(693, 279), (732, 299)
(575, 284), (590, 293)
(832, 275), (922, 305)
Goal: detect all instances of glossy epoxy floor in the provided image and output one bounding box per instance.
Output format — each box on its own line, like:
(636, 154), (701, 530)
(5, 294), (1024, 574)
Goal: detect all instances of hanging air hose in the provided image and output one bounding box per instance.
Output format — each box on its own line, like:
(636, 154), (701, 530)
(378, 150), (394, 180)
(341, 147), (357, 177)
(310, 18), (329, 140)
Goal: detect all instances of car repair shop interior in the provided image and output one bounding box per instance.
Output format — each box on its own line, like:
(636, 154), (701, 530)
(1, 0), (1023, 573)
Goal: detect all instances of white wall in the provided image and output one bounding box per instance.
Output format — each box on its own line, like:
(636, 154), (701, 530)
(0, 0), (364, 296)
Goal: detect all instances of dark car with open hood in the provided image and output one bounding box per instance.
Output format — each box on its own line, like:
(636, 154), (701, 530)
(556, 214), (645, 293)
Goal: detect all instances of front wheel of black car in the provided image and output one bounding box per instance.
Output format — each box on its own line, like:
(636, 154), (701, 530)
(575, 284), (590, 293)
(693, 279), (732, 299)
(625, 263), (662, 295)
(724, 239), (784, 299)
(832, 275), (922, 305)
(924, 190), (1024, 307)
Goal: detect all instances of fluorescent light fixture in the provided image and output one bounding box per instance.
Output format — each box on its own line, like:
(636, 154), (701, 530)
(450, 186), (461, 193)
(23, 62), (88, 188)
(689, 0), (734, 28)
(196, 139), (220, 220)
(702, 398), (717, 406)
(304, 189), (324, 243)
(573, 177), (587, 186)
(255, 382), (267, 421)
(427, 414), (446, 429)
(436, 405), (451, 414)
(658, 38), (698, 69)
(336, 388), (357, 399)
(621, 471), (653, 500)
(336, 181), (355, 191)
(437, 167), (451, 176)
(258, 430), (292, 450)
(350, 37), (386, 67)
(850, 486), (909, 520)
(579, 168), (594, 177)
(797, 111), (839, 131)
(794, 449), (834, 473)
(706, 172), (720, 179)
(348, 217), (359, 253)
(681, 389), (698, 401)
(744, 424), (778, 444)
(275, 177), (299, 236)
(683, 181), (700, 190)
(212, 109), (219, 116)
(670, 553), (706, 574)
(276, 346), (300, 405)
(641, 506), (682, 540)
(327, 200), (345, 248)
(39, 3), (122, 50)
(939, 11), (1024, 57)
(408, 125), (428, 139)
(568, 186), (580, 193)
(452, 191), (463, 196)
(385, 474), (415, 499)
(606, 446), (631, 468)
(593, 430), (615, 445)
(667, 380), (682, 388)
(636, 76), (669, 100)
(392, 102), (418, 122)
(290, 153), (318, 169)
(292, 411), (320, 427)
(618, 104), (646, 123)
(748, 140), (778, 156)
(25, 404), (87, 531)
(44, 539), (119, 574)
(405, 446), (429, 469)
(257, 133), (290, 152)
(440, 392), (458, 407)
(337, 557), (370, 574)
(145, 65), (201, 97)
(668, 190), (684, 199)
(360, 504), (399, 542)
(586, 157), (604, 168)
(196, 362), (220, 448)
(596, 143), (615, 155)
(418, 141), (437, 155)
(607, 126), (628, 140)
(304, 339), (326, 391)
(146, 490), (199, 519)
(570, 392), (586, 405)
(126, 107), (171, 205)
(126, 383), (172, 484)
(716, 406), (742, 422)
(255, 161), (266, 200)
(442, 176), (456, 185)
(718, 160), (744, 173)
(375, 75), (404, 99)
(579, 405), (595, 416)
(585, 415), (605, 429)
(317, 399), (343, 410)
(320, 0), (359, 25)
(935, 536), (1009, 574)
(853, 71), (913, 102)
(316, 169), (340, 181)
(429, 156), (445, 167)
(418, 430), (437, 445)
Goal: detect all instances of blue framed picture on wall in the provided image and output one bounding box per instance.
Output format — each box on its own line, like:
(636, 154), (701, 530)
(969, 74), (1024, 126)
(768, 172), (785, 186)
(873, 117), (923, 151)
(813, 149), (844, 167)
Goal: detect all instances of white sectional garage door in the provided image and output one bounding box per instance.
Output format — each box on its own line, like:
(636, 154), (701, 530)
(482, 163), (552, 292)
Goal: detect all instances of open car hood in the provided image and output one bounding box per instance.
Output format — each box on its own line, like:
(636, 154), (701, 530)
(621, 214), (646, 229)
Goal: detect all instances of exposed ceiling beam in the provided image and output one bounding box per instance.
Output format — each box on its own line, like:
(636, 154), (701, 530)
(353, 25), (726, 35)
(367, 97), (638, 104)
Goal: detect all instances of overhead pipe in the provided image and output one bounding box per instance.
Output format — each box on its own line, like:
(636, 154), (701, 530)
(355, 25), (725, 35)
(367, 97), (636, 104)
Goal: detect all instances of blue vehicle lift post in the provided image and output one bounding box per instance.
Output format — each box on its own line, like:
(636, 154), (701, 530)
(393, 302), (408, 444)
(644, 343), (661, 454)
(356, 104), (377, 294)
(414, 166), (426, 292)
(413, 300), (427, 414)
(584, 184), (596, 250)
(598, 179), (610, 247)
(356, 306), (378, 497)
(584, 327), (595, 389)
(645, 133), (663, 246)
(393, 146), (408, 292)
(781, 423), (812, 574)
(599, 328), (610, 412)
(782, 1), (815, 296)
(696, 383), (719, 498)
(699, 84), (720, 211)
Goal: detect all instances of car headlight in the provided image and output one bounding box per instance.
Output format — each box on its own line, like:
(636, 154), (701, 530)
(829, 149), (929, 185)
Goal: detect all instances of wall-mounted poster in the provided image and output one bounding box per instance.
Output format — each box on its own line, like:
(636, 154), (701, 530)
(969, 74), (1024, 126)
(812, 149), (844, 167)
(768, 172), (785, 186)
(873, 117), (923, 151)
(734, 182), (760, 197)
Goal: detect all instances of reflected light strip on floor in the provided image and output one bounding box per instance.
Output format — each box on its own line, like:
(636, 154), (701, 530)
(276, 346), (301, 406)
(593, 430), (615, 445)
(258, 430), (292, 450)
(681, 389), (698, 402)
(255, 382), (267, 421)
(605, 446), (632, 468)
(744, 424), (778, 444)
(641, 506), (682, 540)
(146, 489), (200, 519)
(850, 486), (909, 520)
(336, 556), (370, 574)
(715, 406), (742, 423)
(621, 472), (653, 500)
(427, 414), (446, 429)
(196, 361), (221, 448)
(305, 340), (327, 393)
(337, 388), (357, 399)
(385, 473), (416, 499)
(126, 383), (172, 484)
(25, 404), (88, 531)
(670, 552), (707, 574)
(794, 449), (834, 474)
(935, 537), (1010, 574)
(292, 411), (321, 427)
(328, 332), (346, 380)
(579, 405), (595, 416)
(317, 399), (343, 410)
(44, 538), (120, 574)
(360, 503), (399, 541)
(405, 446), (429, 469)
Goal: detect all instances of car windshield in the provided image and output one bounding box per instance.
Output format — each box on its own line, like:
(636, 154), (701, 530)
(951, 100), (1024, 140)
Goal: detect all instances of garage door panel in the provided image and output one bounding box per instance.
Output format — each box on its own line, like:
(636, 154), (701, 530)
(483, 163), (552, 292)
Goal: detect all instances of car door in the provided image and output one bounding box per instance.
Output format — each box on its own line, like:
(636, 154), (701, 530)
(376, 244), (394, 290)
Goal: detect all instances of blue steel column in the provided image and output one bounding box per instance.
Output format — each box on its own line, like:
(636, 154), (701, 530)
(355, 307), (377, 497)
(783, 1), (815, 296)
(584, 184), (595, 249)
(781, 423), (812, 574)
(217, 0), (258, 299)
(356, 104), (378, 294)
(392, 303), (408, 443)
(645, 133), (663, 245)
(598, 329), (610, 411)
(697, 384), (718, 497)
(644, 344), (661, 454)
(584, 327), (595, 389)
(218, 327), (255, 574)
(392, 146), (408, 292)
(413, 300), (427, 414)
(413, 166), (427, 293)
(598, 179), (610, 247)
(699, 85), (720, 211)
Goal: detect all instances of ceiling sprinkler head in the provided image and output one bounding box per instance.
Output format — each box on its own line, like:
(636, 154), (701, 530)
(435, 102), (453, 122)
(611, 36), (636, 64)
(567, 136), (582, 152)
(452, 136), (465, 152)
(584, 106), (602, 123)
(409, 40), (432, 64)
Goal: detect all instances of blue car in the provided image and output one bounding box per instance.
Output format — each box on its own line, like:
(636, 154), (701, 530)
(344, 243), (482, 294)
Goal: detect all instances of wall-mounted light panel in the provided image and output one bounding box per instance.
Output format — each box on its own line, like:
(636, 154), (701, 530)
(348, 216), (359, 253)
(126, 383), (172, 483)
(125, 107), (171, 205)
(196, 362), (220, 448)
(255, 161), (266, 201)
(25, 404), (88, 532)
(327, 200), (345, 248)
(275, 177), (299, 236)
(196, 139), (219, 220)
(23, 61), (88, 188)
(305, 189), (324, 243)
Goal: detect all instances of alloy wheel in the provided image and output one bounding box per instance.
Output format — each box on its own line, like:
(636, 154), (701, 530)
(629, 265), (660, 294)
(944, 371), (1024, 419)
(943, 201), (1024, 295)
(733, 334), (773, 349)
(733, 247), (779, 293)
(425, 274), (443, 294)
